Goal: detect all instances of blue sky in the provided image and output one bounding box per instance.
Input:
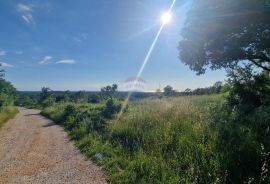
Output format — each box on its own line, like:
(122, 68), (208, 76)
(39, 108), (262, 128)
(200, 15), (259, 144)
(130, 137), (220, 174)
(0, 0), (226, 91)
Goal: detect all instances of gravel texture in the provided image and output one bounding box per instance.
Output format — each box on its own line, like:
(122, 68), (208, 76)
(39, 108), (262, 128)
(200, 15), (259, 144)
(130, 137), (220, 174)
(0, 108), (107, 184)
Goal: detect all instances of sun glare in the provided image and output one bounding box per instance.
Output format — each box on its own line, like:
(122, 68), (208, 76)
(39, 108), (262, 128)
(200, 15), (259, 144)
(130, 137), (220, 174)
(118, 1), (177, 119)
(161, 12), (172, 24)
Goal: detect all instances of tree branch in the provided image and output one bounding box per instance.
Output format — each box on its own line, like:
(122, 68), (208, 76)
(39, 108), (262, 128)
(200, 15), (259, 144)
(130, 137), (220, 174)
(249, 59), (270, 72)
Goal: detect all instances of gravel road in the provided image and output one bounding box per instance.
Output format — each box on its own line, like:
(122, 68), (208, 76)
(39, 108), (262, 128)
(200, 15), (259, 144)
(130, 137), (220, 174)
(0, 108), (107, 184)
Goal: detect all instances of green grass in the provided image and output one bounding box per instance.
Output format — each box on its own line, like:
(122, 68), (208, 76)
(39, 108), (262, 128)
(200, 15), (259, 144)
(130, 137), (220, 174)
(0, 106), (18, 129)
(42, 95), (227, 183)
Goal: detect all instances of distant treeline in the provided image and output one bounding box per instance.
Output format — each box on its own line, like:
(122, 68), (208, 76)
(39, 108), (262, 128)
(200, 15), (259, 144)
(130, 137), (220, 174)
(16, 81), (227, 108)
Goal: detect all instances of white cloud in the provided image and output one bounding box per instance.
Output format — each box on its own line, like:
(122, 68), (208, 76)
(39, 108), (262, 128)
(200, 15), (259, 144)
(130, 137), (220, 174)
(22, 14), (34, 24)
(0, 62), (13, 67)
(0, 50), (6, 56)
(17, 3), (32, 12)
(39, 56), (52, 64)
(56, 59), (76, 64)
(16, 4), (35, 24)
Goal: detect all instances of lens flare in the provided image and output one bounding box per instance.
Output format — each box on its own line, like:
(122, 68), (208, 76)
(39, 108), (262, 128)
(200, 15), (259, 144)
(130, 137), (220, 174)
(117, 0), (177, 119)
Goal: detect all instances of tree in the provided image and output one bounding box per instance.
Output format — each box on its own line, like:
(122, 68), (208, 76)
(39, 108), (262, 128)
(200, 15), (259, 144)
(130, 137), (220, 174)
(0, 79), (17, 109)
(163, 85), (174, 96)
(213, 81), (223, 93)
(56, 90), (70, 102)
(101, 84), (118, 99)
(184, 88), (191, 95)
(210, 65), (270, 183)
(40, 87), (52, 101)
(15, 95), (37, 108)
(88, 94), (100, 103)
(41, 95), (55, 107)
(178, 0), (270, 74)
(102, 99), (121, 118)
(227, 65), (270, 110)
(40, 87), (55, 107)
(74, 90), (88, 103)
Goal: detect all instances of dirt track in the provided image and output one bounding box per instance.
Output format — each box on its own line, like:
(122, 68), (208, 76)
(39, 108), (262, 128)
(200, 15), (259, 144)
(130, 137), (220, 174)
(0, 108), (107, 184)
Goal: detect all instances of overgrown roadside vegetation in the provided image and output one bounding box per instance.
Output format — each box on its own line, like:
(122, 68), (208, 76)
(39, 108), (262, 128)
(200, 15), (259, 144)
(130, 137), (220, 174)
(42, 95), (224, 183)
(0, 71), (18, 129)
(40, 66), (270, 183)
(0, 107), (18, 129)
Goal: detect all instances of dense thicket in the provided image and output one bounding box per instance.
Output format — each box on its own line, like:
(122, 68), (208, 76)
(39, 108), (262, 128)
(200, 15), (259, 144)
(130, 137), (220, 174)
(210, 65), (270, 183)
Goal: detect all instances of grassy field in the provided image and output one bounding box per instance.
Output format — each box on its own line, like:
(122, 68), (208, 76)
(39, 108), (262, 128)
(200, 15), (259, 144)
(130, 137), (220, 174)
(42, 95), (228, 183)
(0, 106), (18, 129)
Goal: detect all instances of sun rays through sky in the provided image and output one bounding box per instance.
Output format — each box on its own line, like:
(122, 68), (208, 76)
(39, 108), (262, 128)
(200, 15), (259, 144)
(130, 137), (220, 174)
(118, 0), (178, 118)
(0, 0), (226, 91)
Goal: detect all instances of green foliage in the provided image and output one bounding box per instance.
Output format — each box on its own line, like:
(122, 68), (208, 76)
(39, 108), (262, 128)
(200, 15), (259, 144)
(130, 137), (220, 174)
(39, 87), (55, 107)
(189, 81), (223, 95)
(102, 99), (121, 118)
(0, 76), (18, 128)
(73, 90), (88, 103)
(56, 90), (70, 102)
(227, 65), (270, 111)
(41, 95), (55, 107)
(42, 95), (225, 184)
(0, 93), (12, 107)
(41, 71), (270, 183)
(101, 84), (118, 99)
(42, 102), (108, 133)
(0, 79), (17, 109)
(88, 94), (101, 103)
(179, 0), (270, 74)
(178, 1), (270, 182)
(220, 83), (231, 93)
(0, 106), (18, 129)
(107, 96), (223, 183)
(163, 85), (174, 96)
(161, 82), (224, 96)
(15, 95), (38, 108)
(40, 87), (52, 101)
(209, 66), (270, 183)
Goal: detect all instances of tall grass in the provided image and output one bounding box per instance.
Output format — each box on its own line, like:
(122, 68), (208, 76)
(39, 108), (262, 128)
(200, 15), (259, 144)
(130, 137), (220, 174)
(42, 95), (226, 183)
(0, 106), (18, 129)
(106, 95), (223, 183)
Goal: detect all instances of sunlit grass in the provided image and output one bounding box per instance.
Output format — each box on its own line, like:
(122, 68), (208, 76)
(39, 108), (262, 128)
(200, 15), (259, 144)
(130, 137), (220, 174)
(43, 95), (226, 183)
(0, 106), (18, 129)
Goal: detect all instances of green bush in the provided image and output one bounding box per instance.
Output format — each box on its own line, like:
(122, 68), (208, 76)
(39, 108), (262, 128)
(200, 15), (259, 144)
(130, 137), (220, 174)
(209, 66), (270, 183)
(0, 79), (17, 109)
(102, 99), (121, 118)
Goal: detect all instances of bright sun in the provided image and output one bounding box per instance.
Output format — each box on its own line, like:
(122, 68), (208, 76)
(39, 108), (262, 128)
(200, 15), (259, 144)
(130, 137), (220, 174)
(161, 12), (172, 24)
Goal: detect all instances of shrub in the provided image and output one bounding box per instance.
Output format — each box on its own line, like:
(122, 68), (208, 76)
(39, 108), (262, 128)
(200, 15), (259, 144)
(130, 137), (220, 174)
(0, 79), (16, 109)
(209, 66), (270, 183)
(41, 96), (55, 107)
(88, 94), (100, 103)
(102, 99), (121, 119)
